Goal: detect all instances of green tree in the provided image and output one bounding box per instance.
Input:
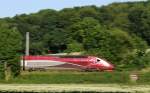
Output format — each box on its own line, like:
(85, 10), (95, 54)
(69, 17), (148, 69)
(0, 27), (22, 79)
(0, 0), (149, 70)
(69, 17), (102, 43)
(128, 6), (150, 45)
(65, 41), (84, 53)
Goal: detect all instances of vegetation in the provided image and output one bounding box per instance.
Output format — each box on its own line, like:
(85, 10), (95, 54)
(0, 0), (150, 79)
(0, 25), (22, 79)
(1, 84), (150, 93)
(0, 71), (127, 84)
(0, 71), (149, 85)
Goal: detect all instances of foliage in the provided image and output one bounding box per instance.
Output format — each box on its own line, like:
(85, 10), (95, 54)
(68, 17), (148, 69)
(0, 26), (22, 79)
(0, 63), (5, 79)
(65, 41), (84, 53)
(0, 0), (150, 71)
(0, 71), (130, 84)
(0, 71), (149, 85)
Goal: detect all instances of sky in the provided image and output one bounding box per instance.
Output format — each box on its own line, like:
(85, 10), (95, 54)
(0, 0), (146, 18)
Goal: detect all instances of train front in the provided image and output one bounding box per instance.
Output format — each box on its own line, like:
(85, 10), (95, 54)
(94, 57), (114, 71)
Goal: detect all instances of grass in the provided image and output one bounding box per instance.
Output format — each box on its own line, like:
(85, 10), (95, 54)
(0, 84), (150, 93)
(0, 70), (149, 84)
(0, 71), (130, 84)
(0, 71), (150, 93)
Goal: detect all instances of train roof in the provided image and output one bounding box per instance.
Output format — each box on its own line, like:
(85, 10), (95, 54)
(23, 55), (91, 59)
(47, 53), (89, 58)
(57, 55), (89, 58)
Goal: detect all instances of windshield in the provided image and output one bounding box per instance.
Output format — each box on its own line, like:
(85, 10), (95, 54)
(97, 58), (110, 67)
(96, 58), (101, 63)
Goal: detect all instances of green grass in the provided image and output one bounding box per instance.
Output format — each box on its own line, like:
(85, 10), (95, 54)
(0, 84), (150, 93)
(0, 70), (150, 84)
(0, 71), (150, 93)
(137, 72), (150, 84)
(0, 71), (129, 84)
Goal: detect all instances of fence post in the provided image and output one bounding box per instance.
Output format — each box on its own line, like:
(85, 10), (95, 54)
(130, 73), (138, 83)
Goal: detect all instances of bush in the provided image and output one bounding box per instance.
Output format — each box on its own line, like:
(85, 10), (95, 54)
(0, 63), (5, 79)
(0, 27), (22, 79)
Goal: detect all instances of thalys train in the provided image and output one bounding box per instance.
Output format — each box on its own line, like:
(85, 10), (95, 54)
(21, 55), (114, 71)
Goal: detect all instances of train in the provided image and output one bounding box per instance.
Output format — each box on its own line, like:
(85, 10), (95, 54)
(21, 55), (114, 71)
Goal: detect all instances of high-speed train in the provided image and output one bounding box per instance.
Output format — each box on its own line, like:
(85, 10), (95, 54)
(21, 55), (114, 71)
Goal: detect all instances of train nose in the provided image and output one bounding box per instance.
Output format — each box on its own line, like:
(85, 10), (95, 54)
(111, 65), (114, 70)
(109, 64), (114, 70)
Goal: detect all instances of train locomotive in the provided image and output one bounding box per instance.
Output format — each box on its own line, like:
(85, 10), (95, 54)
(21, 55), (114, 71)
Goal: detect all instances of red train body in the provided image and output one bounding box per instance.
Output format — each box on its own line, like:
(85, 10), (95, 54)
(21, 55), (114, 71)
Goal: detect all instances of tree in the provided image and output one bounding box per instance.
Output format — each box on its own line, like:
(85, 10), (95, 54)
(128, 6), (150, 45)
(0, 27), (22, 79)
(68, 17), (102, 43)
(0, 0), (149, 71)
(69, 17), (148, 69)
(65, 41), (84, 53)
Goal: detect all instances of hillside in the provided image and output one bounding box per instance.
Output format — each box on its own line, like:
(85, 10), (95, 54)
(0, 0), (150, 74)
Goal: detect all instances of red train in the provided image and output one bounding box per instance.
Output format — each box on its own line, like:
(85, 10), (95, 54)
(21, 55), (114, 71)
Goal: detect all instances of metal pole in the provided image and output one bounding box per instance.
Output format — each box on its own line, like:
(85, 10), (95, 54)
(23, 32), (30, 71)
(25, 32), (29, 56)
(22, 55), (25, 71)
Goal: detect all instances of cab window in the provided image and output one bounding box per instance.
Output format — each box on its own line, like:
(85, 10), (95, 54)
(97, 59), (101, 63)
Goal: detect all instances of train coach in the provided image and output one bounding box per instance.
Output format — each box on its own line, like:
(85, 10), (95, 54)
(21, 55), (114, 71)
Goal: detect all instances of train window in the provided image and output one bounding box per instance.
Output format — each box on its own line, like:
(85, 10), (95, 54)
(97, 59), (101, 63)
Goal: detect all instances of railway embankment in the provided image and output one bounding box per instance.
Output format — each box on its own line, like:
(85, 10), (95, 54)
(0, 71), (150, 93)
